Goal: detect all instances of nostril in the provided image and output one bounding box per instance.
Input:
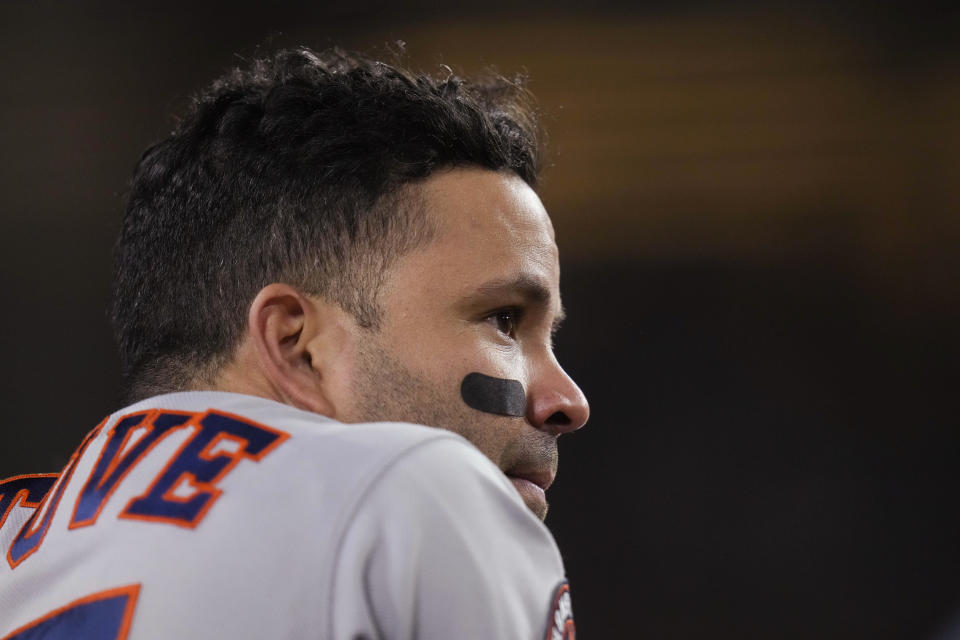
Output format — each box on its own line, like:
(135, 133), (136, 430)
(545, 411), (571, 426)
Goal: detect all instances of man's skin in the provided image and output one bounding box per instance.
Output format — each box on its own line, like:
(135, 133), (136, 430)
(214, 167), (590, 520)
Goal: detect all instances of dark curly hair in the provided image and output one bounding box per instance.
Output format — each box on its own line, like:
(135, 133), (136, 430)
(111, 46), (544, 402)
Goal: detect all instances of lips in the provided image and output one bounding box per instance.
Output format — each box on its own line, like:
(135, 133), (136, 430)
(505, 469), (554, 492)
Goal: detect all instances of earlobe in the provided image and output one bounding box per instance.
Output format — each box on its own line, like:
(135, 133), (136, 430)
(247, 284), (340, 417)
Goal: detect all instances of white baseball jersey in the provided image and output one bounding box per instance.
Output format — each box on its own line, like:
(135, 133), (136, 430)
(0, 391), (575, 639)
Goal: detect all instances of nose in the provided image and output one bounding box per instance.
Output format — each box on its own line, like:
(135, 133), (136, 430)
(526, 357), (590, 436)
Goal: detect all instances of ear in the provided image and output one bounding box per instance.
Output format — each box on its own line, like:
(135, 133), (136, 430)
(247, 283), (351, 418)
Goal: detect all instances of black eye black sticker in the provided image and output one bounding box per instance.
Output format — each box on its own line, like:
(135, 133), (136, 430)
(460, 372), (526, 417)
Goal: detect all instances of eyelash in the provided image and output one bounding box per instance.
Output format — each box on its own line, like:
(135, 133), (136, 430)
(485, 307), (559, 348)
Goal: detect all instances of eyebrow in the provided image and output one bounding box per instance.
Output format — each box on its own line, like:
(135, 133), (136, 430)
(469, 273), (567, 333)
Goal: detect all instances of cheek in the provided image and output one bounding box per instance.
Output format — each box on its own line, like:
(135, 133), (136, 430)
(467, 334), (529, 378)
(457, 415), (523, 470)
(408, 330), (526, 389)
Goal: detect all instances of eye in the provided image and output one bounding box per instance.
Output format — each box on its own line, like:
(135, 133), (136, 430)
(488, 308), (521, 339)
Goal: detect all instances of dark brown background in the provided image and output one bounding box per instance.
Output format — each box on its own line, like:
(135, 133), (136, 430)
(1, 1), (958, 637)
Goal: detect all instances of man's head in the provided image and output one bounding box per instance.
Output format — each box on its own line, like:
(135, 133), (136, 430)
(112, 47), (588, 519)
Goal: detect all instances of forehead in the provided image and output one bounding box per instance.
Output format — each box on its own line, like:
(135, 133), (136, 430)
(382, 167), (562, 319)
(418, 168), (558, 275)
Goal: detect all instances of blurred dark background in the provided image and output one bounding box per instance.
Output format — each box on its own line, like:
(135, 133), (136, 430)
(1, 1), (958, 638)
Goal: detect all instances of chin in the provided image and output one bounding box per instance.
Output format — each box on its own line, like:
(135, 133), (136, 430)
(527, 498), (548, 521)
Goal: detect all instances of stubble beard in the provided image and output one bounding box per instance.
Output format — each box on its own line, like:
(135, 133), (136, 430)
(349, 336), (556, 520)
(351, 336), (468, 436)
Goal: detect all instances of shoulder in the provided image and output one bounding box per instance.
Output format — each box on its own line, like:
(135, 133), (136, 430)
(342, 433), (562, 567)
(131, 392), (539, 529)
(341, 434), (558, 563)
(358, 434), (524, 520)
(106, 391), (556, 560)
(109, 391), (489, 516)
(328, 426), (567, 640)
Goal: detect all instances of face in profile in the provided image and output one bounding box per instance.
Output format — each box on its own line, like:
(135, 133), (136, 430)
(340, 167), (590, 520)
